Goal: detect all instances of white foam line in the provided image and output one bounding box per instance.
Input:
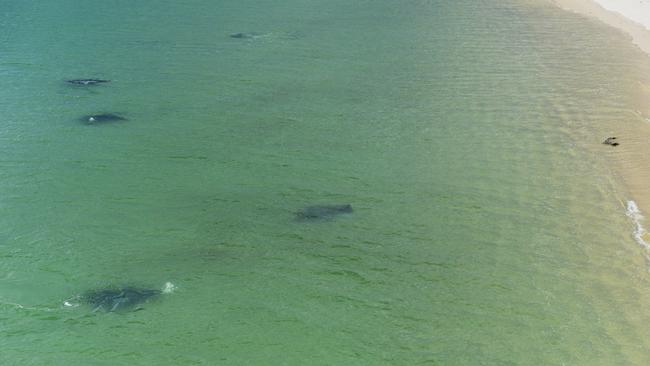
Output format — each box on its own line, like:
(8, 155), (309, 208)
(626, 200), (650, 249)
(0, 300), (54, 312)
(625, 200), (650, 271)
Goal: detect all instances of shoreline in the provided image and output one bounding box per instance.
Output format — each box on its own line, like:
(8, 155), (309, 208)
(551, 0), (650, 245)
(552, 0), (650, 55)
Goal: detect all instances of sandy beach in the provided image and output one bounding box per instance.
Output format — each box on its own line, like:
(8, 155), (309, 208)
(553, 0), (650, 240)
(553, 0), (650, 54)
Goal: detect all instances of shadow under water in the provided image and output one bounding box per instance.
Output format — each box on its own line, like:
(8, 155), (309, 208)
(81, 287), (161, 313)
(294, 204), (353, 222)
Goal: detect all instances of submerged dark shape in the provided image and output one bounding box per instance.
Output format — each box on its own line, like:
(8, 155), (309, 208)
(82, 287), (161, 312)
(81, 113), (127, 124)
(603, 137), (619, 146)
(66, 79), (110, 86)
(295, 204), (353, 221)
(229, 32), (259, 39)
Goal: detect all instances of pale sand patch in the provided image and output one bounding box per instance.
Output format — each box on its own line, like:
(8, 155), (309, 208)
(551, 0), (650, 218)
(552, 0), (650, 54)
(592, 0), (650, 31)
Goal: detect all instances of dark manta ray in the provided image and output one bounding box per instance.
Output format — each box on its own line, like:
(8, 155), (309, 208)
(81, 113), (127, 124)
(66, 79), (110, 86)
(229, 32), (261, 39)
(82, 287), (161, 312)
(295, 204), (353, 222)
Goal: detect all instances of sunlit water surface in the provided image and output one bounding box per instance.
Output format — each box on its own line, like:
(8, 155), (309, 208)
(2, 0), (650, 364)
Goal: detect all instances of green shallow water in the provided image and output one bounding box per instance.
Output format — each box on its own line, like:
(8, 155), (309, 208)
(2, 0), (650, 364)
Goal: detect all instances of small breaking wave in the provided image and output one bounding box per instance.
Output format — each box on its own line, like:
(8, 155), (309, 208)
(626, 200), (650, 251)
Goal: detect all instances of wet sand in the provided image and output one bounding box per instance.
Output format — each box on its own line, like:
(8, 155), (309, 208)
(553, 0), (650, 227)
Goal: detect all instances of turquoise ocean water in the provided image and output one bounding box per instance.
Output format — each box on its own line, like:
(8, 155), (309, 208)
(3, 0), (650, 364)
